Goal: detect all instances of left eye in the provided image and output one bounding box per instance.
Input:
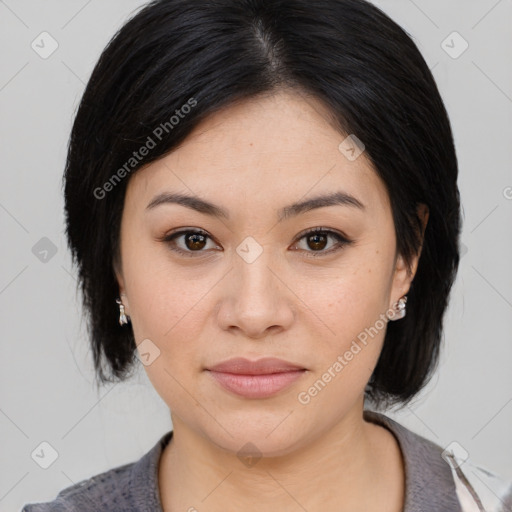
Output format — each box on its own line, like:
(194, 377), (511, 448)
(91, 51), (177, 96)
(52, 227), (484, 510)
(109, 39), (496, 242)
(292, 228), (351, 256)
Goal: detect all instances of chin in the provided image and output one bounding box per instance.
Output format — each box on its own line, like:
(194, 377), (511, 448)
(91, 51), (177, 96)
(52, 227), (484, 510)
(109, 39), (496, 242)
(196, 411), (311, 460)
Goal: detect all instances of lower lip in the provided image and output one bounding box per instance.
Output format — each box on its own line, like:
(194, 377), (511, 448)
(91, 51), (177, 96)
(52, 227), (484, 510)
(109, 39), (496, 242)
(207, 370), (306, 399)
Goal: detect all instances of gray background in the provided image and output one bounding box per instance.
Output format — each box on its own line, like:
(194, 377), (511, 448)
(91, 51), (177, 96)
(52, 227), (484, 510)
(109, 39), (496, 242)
(1, 0), (511, 510)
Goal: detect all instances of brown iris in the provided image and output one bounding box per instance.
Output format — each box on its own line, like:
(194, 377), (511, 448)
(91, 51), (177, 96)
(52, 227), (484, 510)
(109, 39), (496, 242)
(307, 233), (328, 251)
(185, 233), (207, 251)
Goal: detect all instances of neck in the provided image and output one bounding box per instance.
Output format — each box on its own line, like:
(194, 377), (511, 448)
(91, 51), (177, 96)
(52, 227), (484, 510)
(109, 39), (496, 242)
(158, 405), (405, 512)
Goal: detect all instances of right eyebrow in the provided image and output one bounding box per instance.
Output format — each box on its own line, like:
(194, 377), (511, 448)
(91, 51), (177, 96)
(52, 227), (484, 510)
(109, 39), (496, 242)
(145, 192), (230, 219)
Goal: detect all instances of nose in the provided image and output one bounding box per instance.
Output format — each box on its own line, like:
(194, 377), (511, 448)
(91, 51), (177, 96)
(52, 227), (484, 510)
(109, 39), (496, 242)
(216, 250), (295, 339)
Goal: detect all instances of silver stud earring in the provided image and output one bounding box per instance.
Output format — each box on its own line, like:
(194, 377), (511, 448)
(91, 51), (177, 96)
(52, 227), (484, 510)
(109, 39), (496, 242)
(116, 298), (129, 326)
(388, 295), (407, 321)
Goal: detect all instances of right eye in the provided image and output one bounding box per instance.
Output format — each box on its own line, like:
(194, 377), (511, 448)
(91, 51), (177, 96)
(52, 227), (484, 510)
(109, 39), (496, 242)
(162, 229), (222, 257)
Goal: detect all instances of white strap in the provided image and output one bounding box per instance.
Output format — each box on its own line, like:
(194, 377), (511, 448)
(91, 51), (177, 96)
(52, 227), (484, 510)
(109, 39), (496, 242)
(444, 451), (512, 512)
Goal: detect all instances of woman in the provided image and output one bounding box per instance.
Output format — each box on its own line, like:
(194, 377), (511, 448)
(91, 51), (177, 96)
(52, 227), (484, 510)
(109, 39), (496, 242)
(23, 0), (511, 510)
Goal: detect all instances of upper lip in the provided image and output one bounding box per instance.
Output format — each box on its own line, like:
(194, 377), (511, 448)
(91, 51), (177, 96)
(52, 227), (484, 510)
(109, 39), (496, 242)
(207, 357), (306, 375)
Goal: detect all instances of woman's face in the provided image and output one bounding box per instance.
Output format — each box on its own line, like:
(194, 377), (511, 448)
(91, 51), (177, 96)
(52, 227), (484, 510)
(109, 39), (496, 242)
(116, 90), (421, 456)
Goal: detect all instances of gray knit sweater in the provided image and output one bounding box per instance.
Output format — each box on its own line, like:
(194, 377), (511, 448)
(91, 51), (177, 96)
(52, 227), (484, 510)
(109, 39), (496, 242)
(22, 411), (512, 511)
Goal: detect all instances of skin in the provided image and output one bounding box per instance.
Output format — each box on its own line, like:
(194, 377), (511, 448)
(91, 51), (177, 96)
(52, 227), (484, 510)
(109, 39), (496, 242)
(115, 89), (428, 512)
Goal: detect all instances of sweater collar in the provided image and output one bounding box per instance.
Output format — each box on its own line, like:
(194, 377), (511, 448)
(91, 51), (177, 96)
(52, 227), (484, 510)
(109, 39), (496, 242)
(364, 410), (462, 512)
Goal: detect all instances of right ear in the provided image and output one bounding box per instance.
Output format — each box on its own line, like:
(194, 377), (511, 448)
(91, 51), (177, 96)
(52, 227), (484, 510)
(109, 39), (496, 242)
(113, 258), (130, 312)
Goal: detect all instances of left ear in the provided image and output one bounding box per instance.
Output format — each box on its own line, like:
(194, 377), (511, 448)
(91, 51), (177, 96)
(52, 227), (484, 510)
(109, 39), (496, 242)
(390, 203), (429, 302)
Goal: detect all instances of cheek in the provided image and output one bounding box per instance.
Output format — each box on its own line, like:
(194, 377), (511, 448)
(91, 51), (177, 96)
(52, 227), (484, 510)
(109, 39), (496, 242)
(296, 253), (394, 403)
(124, 253), (210, 407)
(122, 238), (205, 338)
(306, 254), (392, 341)
(295, 271), (390, 414)
(121, 244), (219, 399)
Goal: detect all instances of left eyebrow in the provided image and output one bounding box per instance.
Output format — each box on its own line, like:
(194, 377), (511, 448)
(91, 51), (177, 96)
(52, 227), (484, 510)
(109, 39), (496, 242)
(277, 191), (365, 222)
(145, 190), (365, 221)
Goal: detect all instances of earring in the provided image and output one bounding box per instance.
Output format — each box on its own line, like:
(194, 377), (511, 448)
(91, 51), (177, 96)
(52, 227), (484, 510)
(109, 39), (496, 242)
(116, 298), (129, 326)
(388, 295), (407, 321)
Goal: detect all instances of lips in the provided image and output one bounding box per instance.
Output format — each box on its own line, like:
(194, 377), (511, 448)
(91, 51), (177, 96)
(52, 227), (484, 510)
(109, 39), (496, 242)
(206, 357), (307, 398)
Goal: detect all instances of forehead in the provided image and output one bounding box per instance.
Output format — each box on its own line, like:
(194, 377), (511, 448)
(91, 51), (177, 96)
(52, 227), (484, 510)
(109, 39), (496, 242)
(126, 90), (391, 217)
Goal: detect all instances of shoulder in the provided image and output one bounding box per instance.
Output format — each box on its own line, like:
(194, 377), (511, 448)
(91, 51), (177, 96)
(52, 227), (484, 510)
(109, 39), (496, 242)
(364, 410), (512, 512)
(21, 431), (173, 512)
(21, 462), (134, 512)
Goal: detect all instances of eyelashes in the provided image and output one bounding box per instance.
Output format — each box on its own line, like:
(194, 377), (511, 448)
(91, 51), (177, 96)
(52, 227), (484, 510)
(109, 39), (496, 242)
(160, 227), (353, 259)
